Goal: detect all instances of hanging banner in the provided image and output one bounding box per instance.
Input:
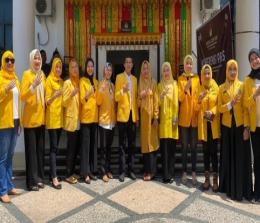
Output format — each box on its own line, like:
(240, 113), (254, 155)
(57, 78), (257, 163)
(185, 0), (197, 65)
(196, 4), (234, 84)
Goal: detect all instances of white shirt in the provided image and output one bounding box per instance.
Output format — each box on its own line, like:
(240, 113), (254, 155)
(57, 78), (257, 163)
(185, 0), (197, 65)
(255, 79), (260, 127)
(12, 86), (19, 119)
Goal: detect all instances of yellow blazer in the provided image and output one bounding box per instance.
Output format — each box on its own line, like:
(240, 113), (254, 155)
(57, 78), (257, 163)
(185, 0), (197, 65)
(243, 76), (258, 132)
(45, 76), (63, 129)
(115, 72), (139, 123)
(0, 76), (22, 129)
(62, 79), (80, 132)
(195, 82), (220, 141)
(96, 81), (116, 126)
(218, 81), (246, 128)
(178, 74), (200, 127)
(80, 77), (98, 124)
(158, 80), (179, 139)
(21, 69), (45, 128)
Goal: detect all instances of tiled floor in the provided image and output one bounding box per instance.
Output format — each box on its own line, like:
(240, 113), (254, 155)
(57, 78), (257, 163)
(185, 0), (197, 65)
(1, 176), (260, 223)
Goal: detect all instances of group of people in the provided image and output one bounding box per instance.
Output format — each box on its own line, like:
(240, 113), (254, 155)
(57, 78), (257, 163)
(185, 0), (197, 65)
(0, 47), (260, 204)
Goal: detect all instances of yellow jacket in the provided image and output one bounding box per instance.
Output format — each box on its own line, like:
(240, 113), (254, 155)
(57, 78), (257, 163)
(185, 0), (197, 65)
(62, 79), (80, 132)
(178, 73), (200, 127)
(243, 76), (258, 132)
(80, 77), (98, 124)
(21, 69), (45, 128)
(0, 76), (21, 129)
(218, 59), (247, 128)
(115, 72), (139, 123)
(96, 80), (116, 127)
(196, 81), (220, 141)
(45, 75), (63, 129)
(158, 80), (179, 139)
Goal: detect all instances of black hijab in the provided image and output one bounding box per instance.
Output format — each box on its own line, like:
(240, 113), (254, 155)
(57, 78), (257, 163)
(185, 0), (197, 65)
(248, 48), (260, 80)
(85, 58), (95, 88)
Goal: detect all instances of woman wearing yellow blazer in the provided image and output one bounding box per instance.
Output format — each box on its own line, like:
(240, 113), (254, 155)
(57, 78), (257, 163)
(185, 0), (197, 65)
(243, 48), (260, 202)
(138, 61), (159, 181)
(96, 63), (116, 182)
(0, 51), (21, 203)
(158, 62), (178, 183)
(63, 59), (80, 184)
(21, 49), (46, 191)
(195, 64), (219, 192)
(80, 58), (99, 184)
(45, 58), (63, 189)
(218, 59), (252, 201)
(178, 55), (200, 185)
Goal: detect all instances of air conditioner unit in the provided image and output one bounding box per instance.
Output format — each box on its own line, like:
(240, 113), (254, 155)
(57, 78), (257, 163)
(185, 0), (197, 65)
(200, 0), (220, 23)
(35, 0), (53, 16)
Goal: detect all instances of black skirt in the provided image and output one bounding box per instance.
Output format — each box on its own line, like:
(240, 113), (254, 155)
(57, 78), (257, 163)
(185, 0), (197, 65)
(219, 116), (253, 201)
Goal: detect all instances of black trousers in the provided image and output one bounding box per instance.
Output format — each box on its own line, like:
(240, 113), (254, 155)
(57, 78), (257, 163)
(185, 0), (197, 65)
(118, 114), (136, 174)
(160, 139), (176, 180)
(24, 126), (45, 189)
(180, 127), (198, 172)
(251, 127), (260, 200)
(66, 130), (80, 177)
(99, 126), (114, 175)
(48, 128), (62, 179)
(143, 151), (157, 175)
(80, 123), (97, 177)
(203, 122), (218, 173)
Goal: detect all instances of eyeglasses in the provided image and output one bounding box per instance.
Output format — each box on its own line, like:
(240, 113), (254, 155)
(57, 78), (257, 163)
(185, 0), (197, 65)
(5, 58), (15, 64)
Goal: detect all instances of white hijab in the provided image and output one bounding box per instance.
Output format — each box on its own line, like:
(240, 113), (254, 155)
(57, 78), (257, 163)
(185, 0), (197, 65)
(30, 49), (44, 106)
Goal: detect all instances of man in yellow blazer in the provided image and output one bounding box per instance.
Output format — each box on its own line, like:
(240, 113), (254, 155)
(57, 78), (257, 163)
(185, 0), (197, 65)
(115, 57), (139, 182)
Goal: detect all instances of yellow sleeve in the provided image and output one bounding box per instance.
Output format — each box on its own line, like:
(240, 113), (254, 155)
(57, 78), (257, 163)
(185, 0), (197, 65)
(243, 77), (256, 109)
(45, 78), (53, 106)
(0, 79), (7, 103)
(172, 81), (179, 120)
(178, 76), (187, 103)
(209, 84), (219, 115)
(115, 75), (124, 102)
(218, 87), (230, 114)
(20, 72), (34, 105)
(153, 83), (159, 120)
(80, 79), (88, 105)
(62, 81), (72, 107)
(96, 88), (104, 106)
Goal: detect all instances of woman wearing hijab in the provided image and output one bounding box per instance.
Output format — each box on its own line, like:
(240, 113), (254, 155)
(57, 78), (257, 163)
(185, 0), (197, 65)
(21, 49), (45, 191)
(178, 55), (200, 185)
(195, 64), (219, 192)
(63, 59), (80, 184)
(243, 48), (260, 202)
(80, 58), (99, 184)
(158, 62), (178, 183)
(138, 60), (159, 181)
(0, 51), (21, 203)
(218, 59), (253, 201)
(96, 62), (116, 182)
(45, 58), (63, 189)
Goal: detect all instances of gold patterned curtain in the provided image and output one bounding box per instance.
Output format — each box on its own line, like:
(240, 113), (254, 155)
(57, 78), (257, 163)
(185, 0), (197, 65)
(65, 0), (191, 76)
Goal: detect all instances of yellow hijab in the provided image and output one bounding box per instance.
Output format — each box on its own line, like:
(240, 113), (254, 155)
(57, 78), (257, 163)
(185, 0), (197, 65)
(0, 51), (17, 80)
(224, 59), (241, 98)
(200, 64), (216, 88)
(160, 62), (175, 114)
(69, 59), (79, 87)
(183, 54), (194, 77)
(48, 58), (63, 90)
(139, 60), (154, 115)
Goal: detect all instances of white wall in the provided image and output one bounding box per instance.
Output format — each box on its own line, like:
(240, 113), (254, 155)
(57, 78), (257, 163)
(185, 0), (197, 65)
(191, 0), (202, 73)
(35, 0), (65, 63)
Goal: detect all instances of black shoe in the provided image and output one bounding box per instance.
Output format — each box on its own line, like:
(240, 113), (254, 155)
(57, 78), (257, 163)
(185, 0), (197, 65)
(89, 174), (98, 181)
(37, 182), (45, 189)
(119, 173), (125, 182)
(169, 178), (174, 184)
(29, 186), (39, 191)
(51, 182), (62, 190)
(129, 171), (136, 180)
(163, 179), (170, 184)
